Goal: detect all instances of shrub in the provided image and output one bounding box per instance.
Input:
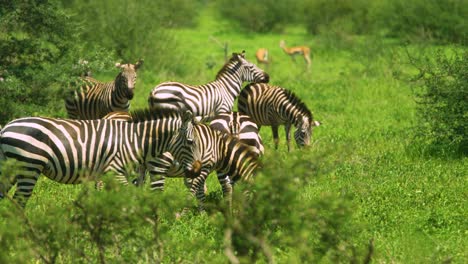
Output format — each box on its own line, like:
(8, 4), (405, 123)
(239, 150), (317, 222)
(223, 153), (370, 263)
(301, 0), (372, 35)
(63, 0), (203, 75)
(410, 49), (467, 155)
(0, 0), (114, 124)
(215, 0), (300, 33)
(375, 0), (468, 44)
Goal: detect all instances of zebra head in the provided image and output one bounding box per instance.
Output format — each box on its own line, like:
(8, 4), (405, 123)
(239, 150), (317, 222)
(294, 116), (320, 148)
(234, 51), (270, 83)
(115, 59), (144, 99)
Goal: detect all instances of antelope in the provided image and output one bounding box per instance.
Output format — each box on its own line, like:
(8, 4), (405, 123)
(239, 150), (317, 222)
(255, 48), (270, 68)
(279, 40), (311, 69)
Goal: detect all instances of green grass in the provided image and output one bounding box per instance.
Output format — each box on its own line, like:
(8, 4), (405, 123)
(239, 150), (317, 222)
(1, 6), (467, 263)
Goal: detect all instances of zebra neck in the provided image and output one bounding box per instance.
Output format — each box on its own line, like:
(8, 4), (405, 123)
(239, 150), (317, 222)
(113, 73), (131, 99)
(213, 72), (243, 96)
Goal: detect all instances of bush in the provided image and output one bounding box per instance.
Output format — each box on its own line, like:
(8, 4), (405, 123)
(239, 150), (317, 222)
(410, 49), (467, 155)
(0, 0), (114, 124)
(216, 0), (300, 33)
(0, 151), (371, 262)
(376, 0), (468, 44)
(301, 0), (372, 35)
(223, 153), (370, 263)
(63, 0), (203, 75)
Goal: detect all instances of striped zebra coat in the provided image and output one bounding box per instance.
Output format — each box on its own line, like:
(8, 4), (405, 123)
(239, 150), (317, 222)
(65, 60), (143, 120)
(209, 111), (264, 155)
(238, 83), (321, 152)
(103, 111), (259, 209)
(148, 51), (269, 122)
(183, 123), (259, 210)
(0, 109), (196, 207)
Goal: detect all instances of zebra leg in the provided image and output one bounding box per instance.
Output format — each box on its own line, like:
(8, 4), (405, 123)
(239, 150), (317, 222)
(217, 172), (233, 213)
(285, 124), (292, 152)
(132, 165), (147, 187)
(13, 171), (40, 208)
(184, 169), (210, 211)
(271, 126), (279, 150)
(137, 165), (147, 186)
(146, 152), (174, 191)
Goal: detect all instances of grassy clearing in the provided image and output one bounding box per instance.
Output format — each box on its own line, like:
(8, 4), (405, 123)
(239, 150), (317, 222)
(1, 6), (467, 263)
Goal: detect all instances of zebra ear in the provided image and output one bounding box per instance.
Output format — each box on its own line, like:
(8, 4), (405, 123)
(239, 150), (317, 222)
(313, 120), (321, 127)
(115, 62), (123, 68)
(135, 59), (144, 69)
(241, 50), (246, 57)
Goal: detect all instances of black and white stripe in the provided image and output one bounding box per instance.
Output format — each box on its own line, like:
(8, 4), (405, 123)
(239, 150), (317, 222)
(238, 83), (320, 152)
(103, 111), (259, 209)
(65, 60), (143, 120)
(148, 51), (269, 122)
(0, 109), (196, 207)
(183, 124), (259, 209)
(209, 111), (264, 155)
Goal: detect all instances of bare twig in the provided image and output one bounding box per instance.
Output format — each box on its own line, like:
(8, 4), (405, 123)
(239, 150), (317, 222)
(224, 228), (240, 264)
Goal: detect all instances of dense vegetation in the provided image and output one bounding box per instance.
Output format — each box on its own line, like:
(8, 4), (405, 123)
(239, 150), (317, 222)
(1, 0), (467, 263)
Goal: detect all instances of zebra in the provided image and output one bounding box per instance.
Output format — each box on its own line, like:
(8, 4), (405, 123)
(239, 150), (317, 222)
(0, 109), (197, 207)
(238, 83), (321, 152)
(102, 111), (259, 210)
(148, 51), (269, 122)
(65, 59), (143, 120)
(178, 123), (260, 210)
(209, 111), (264, 156)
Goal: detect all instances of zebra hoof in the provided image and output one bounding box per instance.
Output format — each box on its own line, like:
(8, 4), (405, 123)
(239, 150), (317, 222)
(132, 179), (139, 186)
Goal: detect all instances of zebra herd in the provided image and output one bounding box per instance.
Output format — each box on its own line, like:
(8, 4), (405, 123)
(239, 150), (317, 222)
(0, 51), (320, 210)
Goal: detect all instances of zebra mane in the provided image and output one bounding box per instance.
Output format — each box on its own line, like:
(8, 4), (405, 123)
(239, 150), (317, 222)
(127, 108), (182, 123)
(215, 53), (242, 79)
(282, 89), (313, 121)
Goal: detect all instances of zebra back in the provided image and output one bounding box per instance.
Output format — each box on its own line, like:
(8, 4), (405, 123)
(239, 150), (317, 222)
(65, 59), (143, 120)
(148, 51), (269, 122)
(209, 112), (264, 155)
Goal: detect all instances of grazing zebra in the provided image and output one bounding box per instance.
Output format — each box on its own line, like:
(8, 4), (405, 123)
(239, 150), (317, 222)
(209, 111), (264, 155)
(238, 83), (321, 152)
(65, 59), (143, 120)
(148, 51), (269, 122)
(180, 123), (259, 210)
(0, 109), (197, 207)
(103, 111), (259, 209)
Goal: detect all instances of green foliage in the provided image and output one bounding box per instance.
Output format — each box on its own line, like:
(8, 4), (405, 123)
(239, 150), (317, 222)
(410, 49), (468, 155)
(215, 0), (299, 33)
(301, 0), (372, 35)
(63, 0), (203, 75)
(0, 175), (187, 263)
(224, 155), (369, 263)
(300, 0), (468, 44)
(215, 0), (467, 44)
(376, 0), (468, 44)
(0, 0), (114, 124)
(1, 3), (467, 263)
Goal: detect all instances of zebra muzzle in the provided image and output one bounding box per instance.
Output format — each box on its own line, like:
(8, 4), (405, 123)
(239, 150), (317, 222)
(185, 160), (202, 179)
